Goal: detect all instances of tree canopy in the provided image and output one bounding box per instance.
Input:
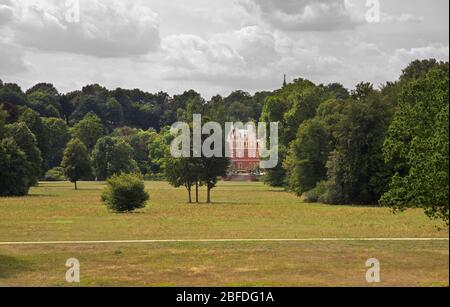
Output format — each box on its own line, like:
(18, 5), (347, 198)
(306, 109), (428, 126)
(381, 67), (449, 224)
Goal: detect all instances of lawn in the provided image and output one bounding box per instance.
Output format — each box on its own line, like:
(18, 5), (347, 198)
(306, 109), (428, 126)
(0, 181), (448, 286)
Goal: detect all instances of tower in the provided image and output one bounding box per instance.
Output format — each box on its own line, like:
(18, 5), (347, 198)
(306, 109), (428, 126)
(283, 74), (287, 87)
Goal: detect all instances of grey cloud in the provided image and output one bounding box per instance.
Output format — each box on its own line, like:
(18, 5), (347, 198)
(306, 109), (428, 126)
(0, 41), (28, 74)
(0, 0), (14, 27)
(3, 0), (161, 58)
(239, 0), (363, 31)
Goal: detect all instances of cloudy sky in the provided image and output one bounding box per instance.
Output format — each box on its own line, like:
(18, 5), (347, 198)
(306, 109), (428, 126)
(0, 0), (448, 98)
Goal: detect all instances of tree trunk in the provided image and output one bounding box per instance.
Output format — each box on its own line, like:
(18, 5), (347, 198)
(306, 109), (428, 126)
(207, 185), (211, 204)
(74, 181), (78, 190)
(195, 181), (199, 203)
(187, 187), (192, 203)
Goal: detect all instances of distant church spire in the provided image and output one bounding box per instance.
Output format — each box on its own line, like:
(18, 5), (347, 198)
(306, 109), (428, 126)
(283, 74), (287, 87)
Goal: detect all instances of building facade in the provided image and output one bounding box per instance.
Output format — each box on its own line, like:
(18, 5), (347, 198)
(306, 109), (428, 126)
(228, 127), (260, 174)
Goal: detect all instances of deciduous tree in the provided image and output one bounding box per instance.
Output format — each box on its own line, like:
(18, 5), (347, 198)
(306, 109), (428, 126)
(61, 138), (92, 190)
(381, 68), (449, 223)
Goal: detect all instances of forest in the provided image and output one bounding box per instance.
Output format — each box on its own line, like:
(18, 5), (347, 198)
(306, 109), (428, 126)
(0, 59), (448, 223)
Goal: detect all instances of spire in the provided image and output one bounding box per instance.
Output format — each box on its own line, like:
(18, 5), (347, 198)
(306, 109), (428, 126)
(283, 74), (287, 87)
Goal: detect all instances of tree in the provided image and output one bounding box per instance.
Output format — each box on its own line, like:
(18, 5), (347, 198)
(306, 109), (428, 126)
(0, 138), (33, 196)
(91, 136), (138, 180)
(27, 90), (61, 118)
(260, 78), (330, 187)
(114, 128), (169, 175)
(71, 113), (104, 151)
(322, 91), (395, 205)
(325, 83), (349, 100)
(4, 122), (43, 186)
(163, 154), (198, 203)
(0, 83), (27, 107)
(400, 59), (449, 81)
(0, 108), (6, 137)
(18, 108), (50, 170)
(42, 117), (71, 169)
(381, 67), (449, 223)
(284, 119), (331, 196)
(61, 138), (92, 190)
(105, 97), (124, 128)
(147, 127), (172, 175)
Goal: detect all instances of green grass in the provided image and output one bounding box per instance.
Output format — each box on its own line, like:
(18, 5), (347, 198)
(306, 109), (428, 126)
(0, 181), (448, 286)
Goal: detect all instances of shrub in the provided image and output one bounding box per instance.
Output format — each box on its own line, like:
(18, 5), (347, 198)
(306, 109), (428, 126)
(101, 173), (149, 213)
(44, 167), (66, 182)
(303, 181), (327, 203)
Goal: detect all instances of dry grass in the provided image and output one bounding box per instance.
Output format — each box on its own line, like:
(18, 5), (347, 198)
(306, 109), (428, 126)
(0, 181), (448, 286)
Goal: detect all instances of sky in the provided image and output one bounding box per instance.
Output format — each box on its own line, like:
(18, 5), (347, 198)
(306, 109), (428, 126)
(0, 0), (449, 98)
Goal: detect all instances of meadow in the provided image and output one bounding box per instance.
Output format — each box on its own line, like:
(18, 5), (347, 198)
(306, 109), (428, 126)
(0, 181), (448, 286)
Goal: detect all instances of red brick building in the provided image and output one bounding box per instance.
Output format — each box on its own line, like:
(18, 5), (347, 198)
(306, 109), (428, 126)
(228, 128), (260, 174)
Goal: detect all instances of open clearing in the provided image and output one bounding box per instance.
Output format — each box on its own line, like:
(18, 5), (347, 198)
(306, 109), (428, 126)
(0, 181), (448, 286)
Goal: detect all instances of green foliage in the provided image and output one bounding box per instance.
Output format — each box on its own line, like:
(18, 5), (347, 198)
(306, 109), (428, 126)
(177, 96), (205, 122)
(44, 167), (66, 182)
(400, 59), (449, 82)
(61, 138), (92, 189)
(303, 181), (327, 203)
(101, 173), (149, 213)
(0, 107), (6, 137)
(284, 119), (331, 196)
(105, 97), (124, 128)
(163, 154), (199, 203)
(42, 117), (71, 170)
(0, 138), (33, 196)
(4, 122), (43, 185)
(147, 130), (170, 174)
(27, 90), (61, 118)
(71, 113), (105, 151)
(18, 108), (50, 170)
(322, 92), (395, 204)
(0, 83), (27, 106)
(324, 83), (350, 100)
(278, 79), (396, 206)
(91, 136), (138, 180)
(113, 128), (170, 175)
(261, 79), (333, 187)
(381, 68), (449, 223)
(351, 82), (374, 100)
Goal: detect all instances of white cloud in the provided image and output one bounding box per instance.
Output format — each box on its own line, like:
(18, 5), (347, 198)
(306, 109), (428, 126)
(1, 0), (160, 57)
(160, 25), (344, 90)
(391, 45), (449, 64)
(0, 0), (448, 98)
(381, 12), (424, 24)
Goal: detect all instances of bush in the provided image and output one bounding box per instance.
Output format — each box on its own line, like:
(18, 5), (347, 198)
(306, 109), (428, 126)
(44, 167), (66, 181)
(101, 173), (149, 213)
(303, 181), (327, 203)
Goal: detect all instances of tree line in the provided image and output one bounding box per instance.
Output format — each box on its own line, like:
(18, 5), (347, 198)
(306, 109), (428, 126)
(0, 59), (448, 221)
(261, 59), (448, 224)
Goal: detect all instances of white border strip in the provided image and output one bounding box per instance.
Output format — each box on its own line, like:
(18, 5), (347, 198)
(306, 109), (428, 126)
(0, 238), (448, 246)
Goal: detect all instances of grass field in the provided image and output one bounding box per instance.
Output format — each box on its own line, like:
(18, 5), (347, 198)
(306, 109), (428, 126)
(0, 181), (448, 286)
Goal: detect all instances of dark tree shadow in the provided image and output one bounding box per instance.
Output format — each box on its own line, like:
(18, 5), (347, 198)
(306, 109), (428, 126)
(0, 254), (32, 279)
